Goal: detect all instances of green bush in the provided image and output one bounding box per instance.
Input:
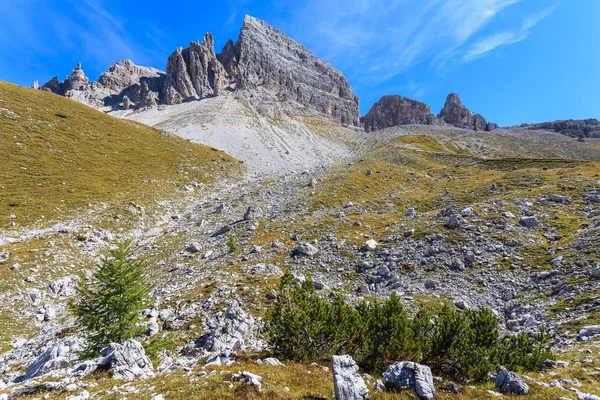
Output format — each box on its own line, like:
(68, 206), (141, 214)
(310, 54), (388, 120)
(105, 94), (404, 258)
(264, 272), (359, 361)
(70, 240), (153, 355)
(264, 271), (553, 381)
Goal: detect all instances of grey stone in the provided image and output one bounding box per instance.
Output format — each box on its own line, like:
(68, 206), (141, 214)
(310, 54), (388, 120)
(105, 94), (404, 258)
(23, 337), (83, 380)
(292, 242), (319, 257)
(49, 275), (79, 297)
(519, 216), (539, 228)
(332, 355), (369, 400)
(100, 339), (155, 381)
(495, 366), (529, 395)
(383, 361), (435, 400)
(232, 371), (262, 392)
(201, 298), (261, 353)
(578, 325), (600, 340)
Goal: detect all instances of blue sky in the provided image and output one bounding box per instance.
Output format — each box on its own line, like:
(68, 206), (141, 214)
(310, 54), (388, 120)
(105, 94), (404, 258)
(0, 0), (598, 126)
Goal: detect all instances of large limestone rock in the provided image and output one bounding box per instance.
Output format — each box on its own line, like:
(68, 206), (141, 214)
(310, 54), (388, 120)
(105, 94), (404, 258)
(495, 366), (529, 395)
(332, 355), (369, 400)
(98, 59), (163, 93)
(438, 93), (497, 131)
(22, 337), (83, 380)
(163, 33), (227, 105)
(362, 95), (443, 132)
(200, 298), (262, 354)
(383, 361), (435, 400)
(99, 339), (155, 381)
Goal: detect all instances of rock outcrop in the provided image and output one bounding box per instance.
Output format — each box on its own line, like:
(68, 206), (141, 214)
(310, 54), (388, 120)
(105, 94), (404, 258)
(362, 95), (443, 132)
(438, 93), (497, 131)
(22, 337), (83, 381)
(332, 355), (369, 400)
(163, 33), (227, 105)
(62, 62), (89, 92)
(495, 366), (529, 395)
(99, 339), (155, 381)
(233, 15), (360, 126)
(383, 361), (435, 400)
(520, 119), (600, 139)
(199, 298), (262, 354)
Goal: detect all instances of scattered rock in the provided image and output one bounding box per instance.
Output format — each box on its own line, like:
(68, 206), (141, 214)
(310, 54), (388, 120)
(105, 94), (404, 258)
(200, 298), (262, 353)
(578, 325), (600, 340)
(519, 216), (539, 228)
(49, 275), (79, 297)
(261, 357), (284, 367)
(361, 239), (378, 252)
(232, 371), (262, 392)
(22, 337), (83, 381)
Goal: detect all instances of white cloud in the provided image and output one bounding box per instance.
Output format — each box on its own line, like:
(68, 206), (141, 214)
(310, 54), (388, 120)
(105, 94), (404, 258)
(286, 0), (555, 84)
(462, 3), (557, 62)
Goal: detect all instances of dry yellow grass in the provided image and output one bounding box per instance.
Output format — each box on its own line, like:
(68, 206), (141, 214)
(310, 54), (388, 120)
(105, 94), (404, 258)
(0, 81), (240, 227)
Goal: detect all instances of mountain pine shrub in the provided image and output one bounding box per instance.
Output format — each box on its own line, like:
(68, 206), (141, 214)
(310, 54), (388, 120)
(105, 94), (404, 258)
(71, 240), (153, 355)
(265, 271), (554, 381)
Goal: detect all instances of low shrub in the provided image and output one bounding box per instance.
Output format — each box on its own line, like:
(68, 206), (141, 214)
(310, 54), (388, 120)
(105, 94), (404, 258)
(264, 270), (553, 381)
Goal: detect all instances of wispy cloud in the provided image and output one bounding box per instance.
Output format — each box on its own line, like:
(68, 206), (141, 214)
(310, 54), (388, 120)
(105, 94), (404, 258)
(285, 0), (555, 84)
(462, 3), (557, 62)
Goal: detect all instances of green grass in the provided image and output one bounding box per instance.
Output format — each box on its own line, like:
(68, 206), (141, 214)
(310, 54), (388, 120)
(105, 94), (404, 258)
(0, 81), (240, 227)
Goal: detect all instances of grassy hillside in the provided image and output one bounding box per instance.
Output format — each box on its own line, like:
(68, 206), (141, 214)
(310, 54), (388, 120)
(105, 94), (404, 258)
(0, 81), (240, 227)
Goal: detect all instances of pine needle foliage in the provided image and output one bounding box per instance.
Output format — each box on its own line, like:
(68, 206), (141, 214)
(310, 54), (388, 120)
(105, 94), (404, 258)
(265, 270), (554, 381)
(71, 240), (153, 355)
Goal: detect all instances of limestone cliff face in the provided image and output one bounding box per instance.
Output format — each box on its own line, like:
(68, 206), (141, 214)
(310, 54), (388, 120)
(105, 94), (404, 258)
(520, 119), (600, 139)
(362, 95), (443, 132)
(163, 33), (227, 105)
(232, 15), (360, 127)
(438, 93), (497, 131)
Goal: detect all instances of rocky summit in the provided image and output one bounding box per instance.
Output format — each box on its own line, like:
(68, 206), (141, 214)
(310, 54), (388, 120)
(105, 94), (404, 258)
(362, 95), (443, 133)
(438, 92), (497, 131)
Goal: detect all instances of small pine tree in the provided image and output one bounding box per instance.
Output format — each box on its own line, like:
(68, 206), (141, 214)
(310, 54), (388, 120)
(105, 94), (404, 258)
(71, 240), (153, 355)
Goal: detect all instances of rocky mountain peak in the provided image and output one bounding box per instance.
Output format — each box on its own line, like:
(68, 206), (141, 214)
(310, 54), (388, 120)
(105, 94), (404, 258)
(232, 15), (360, 126)
(362, 95), (443, 132)
(438, 92), (497, 131)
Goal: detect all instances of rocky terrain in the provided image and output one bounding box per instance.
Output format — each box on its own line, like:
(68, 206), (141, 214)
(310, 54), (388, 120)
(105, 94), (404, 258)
(2, 13), (600, 400)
